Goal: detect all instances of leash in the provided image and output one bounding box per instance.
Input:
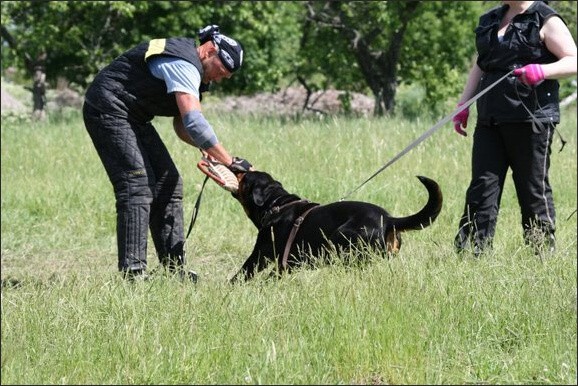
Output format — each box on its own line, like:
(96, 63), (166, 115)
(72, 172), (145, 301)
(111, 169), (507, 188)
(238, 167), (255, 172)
(515, 81), (567, 152)
(340, 69), (515, 201)
(185, 175), (210, 240)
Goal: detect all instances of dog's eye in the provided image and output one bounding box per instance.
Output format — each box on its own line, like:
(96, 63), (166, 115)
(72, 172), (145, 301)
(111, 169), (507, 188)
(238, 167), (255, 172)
(251, 187), (265, 206)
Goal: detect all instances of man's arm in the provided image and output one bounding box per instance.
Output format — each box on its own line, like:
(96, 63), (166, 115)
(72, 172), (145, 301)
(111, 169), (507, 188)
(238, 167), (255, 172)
(173, 116), (196, 146)
(174, 91), (234, 166)
(149, 56), (247, 168)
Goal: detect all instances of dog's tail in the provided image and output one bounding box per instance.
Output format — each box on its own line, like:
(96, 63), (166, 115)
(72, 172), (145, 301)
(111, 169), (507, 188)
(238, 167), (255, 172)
(390, 176), (443, 232)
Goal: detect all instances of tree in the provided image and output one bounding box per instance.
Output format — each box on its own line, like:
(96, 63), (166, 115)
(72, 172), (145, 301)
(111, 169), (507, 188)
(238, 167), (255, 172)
(1, 2), (153, 87)
(1, 1), (157, 118)
(304, 1), (421, 116)
(300, 1), (486, 116)
(1, 0), (303, 114)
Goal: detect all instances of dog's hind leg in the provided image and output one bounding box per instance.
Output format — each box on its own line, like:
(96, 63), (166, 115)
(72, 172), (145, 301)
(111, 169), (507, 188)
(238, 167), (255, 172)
(385, 230), (401, 253)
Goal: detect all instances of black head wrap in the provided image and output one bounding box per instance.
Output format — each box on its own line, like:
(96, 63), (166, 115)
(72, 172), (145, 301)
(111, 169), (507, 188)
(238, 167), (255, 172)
(198, 24), (243, 72)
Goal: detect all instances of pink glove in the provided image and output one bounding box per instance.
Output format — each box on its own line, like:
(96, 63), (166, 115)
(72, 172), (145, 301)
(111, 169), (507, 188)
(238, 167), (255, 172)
(513, 64), (545, 86)
(453, 103), (469, 136)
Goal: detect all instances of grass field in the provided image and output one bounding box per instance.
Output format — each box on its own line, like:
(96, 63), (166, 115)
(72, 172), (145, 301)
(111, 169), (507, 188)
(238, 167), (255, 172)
(1, 105), (576, 384)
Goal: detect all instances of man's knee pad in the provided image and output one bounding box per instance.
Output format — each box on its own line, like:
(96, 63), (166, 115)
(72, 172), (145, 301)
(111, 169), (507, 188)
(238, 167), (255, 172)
(117, 205), (150, 271)
(150, 199), (185, 263)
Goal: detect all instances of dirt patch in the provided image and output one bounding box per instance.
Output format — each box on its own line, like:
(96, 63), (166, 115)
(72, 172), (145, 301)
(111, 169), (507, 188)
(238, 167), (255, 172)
(205, 86), (374, 117)
(2, 83), (374, 117)
(1, 87), (27, 114)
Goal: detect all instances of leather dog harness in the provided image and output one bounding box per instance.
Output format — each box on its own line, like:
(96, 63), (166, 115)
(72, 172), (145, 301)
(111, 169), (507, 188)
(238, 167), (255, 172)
(281, 203), (319, 269)
(261, 199), (320, 269)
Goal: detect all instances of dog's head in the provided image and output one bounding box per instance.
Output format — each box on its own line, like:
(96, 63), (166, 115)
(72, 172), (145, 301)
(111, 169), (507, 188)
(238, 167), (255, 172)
(232, 171), (297, 228)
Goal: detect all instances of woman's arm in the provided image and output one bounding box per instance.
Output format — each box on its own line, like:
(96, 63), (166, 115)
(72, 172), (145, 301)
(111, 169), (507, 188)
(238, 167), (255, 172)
(541, 15), (577, 79)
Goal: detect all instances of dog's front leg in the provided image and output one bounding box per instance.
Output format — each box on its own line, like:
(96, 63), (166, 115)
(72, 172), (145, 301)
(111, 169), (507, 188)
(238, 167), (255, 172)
(230, 232), (275, 283)
(230, 251), (260, 283)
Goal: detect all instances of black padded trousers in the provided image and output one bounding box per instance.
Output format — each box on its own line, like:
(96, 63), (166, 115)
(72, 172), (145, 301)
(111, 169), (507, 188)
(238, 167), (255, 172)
(83, 103), (185, 273)
(454, 121), (556, 254)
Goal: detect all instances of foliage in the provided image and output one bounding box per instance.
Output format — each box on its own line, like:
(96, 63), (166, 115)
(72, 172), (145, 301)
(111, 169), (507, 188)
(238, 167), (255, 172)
(291, 1), (488, 115)
(1, 1), (148, 87)
(0, 0), (302, 94)
(193, 1), (303, 94)
(302, 1), (419, 115)
(400, 1), (488, 114)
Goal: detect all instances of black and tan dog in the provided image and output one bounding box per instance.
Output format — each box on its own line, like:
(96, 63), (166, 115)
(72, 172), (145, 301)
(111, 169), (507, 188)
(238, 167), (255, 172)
(230, 171), (443, 282)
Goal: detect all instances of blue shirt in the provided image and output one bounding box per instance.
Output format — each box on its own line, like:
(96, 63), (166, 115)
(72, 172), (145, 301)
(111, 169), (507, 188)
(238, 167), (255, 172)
(148, 56), (201, 98)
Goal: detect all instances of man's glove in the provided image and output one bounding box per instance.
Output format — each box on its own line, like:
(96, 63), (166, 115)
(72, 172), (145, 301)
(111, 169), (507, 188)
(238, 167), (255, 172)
(229, 157), (252, 173)
(453, 102), (469, 136)
(513, 64), (545, 86)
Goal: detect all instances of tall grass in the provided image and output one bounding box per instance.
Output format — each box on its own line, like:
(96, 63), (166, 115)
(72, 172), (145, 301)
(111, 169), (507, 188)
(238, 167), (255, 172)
(1, 106), (576, 384)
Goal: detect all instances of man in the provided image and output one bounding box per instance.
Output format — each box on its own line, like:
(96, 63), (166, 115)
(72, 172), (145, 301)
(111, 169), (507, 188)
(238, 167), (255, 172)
(83, 25), (252, 280)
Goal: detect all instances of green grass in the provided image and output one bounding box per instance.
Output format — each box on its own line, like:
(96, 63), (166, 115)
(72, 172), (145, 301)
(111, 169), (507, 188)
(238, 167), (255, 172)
(1, 106), (576, 384)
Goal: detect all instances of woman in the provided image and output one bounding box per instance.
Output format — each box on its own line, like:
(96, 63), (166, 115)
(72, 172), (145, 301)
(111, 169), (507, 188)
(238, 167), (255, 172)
(452, 1), (577, 255)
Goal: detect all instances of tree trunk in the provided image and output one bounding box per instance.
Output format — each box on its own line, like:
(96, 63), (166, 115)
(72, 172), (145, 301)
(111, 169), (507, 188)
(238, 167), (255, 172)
(373, 81), (397, 117)
(306, 1), (421, 117)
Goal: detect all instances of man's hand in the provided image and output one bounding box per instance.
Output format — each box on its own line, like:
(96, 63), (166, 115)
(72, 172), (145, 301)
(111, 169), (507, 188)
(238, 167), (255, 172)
(513, 64), (545, 86)
(229, 157), (252, 173)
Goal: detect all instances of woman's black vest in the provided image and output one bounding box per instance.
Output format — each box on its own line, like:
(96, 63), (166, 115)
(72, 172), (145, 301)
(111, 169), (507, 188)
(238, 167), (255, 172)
(85, 37), (203, 123)
(474, 1), (563, 125)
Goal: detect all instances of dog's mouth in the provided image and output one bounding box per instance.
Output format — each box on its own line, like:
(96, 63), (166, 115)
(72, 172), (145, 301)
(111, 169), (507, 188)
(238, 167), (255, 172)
(231, 172), (247, 199)
(232, 172), (255, 220)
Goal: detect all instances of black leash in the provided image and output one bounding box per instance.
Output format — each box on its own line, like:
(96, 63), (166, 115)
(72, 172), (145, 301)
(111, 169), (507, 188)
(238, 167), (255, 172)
(340, 70), (515, 201)
(186, 175), (210, 240)
(515, 81), (567, 152)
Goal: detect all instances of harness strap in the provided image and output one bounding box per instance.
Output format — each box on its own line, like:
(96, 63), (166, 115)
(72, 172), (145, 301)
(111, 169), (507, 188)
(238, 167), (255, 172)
(281, 203), (320, 269)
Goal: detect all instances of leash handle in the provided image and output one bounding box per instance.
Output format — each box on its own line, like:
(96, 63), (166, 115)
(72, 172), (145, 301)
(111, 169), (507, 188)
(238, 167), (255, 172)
(340, 70), (515, 201)
(186, 175), (210, 240)
(515, 81), (567, 153)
